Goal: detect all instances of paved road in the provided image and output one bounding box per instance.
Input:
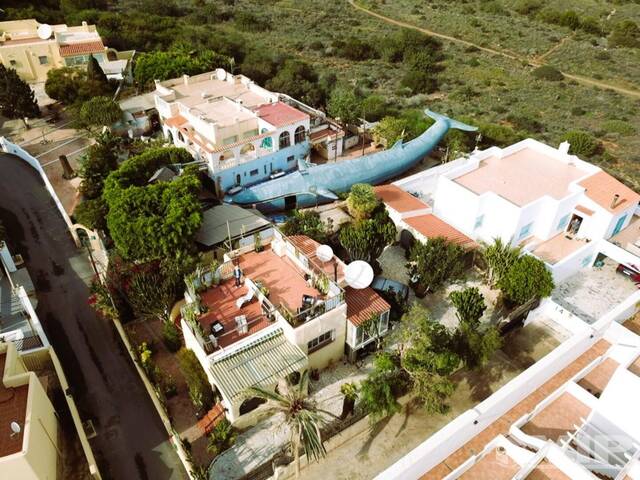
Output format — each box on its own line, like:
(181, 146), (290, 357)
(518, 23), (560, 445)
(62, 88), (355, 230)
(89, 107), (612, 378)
(0, 153), (187, 480)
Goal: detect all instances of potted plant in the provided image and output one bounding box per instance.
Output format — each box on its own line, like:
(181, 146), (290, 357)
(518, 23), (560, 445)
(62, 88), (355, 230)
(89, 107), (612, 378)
(340, 382), (359, 419)
(254, 233), (263, 252)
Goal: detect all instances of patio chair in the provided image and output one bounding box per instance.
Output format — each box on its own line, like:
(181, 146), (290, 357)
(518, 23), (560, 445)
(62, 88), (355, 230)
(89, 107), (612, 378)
(235, 288), (254, 309)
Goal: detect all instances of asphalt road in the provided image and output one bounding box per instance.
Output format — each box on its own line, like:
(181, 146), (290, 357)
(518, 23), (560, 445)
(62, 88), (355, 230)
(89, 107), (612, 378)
(0, 153), (187, 480)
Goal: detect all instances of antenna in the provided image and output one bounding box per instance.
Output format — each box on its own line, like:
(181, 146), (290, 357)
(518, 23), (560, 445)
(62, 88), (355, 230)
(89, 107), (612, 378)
(10, 422), (21, 437)
(37, 24), (53, 40)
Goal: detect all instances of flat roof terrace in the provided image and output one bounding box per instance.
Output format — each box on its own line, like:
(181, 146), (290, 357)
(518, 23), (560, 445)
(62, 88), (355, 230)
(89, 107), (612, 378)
(421, 339), (610, 479)
(530, 234), (590, 265)
(454, 147), (587, 206)
(521, 392), (591, 442)
(526, 460), (571, 480)
(457, 447), (521, 480)
(167, 76), (267, 108)
(0, 353), (28, 457)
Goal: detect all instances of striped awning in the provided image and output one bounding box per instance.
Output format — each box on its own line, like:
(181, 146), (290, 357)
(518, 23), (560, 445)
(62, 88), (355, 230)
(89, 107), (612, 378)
(210, 329), (308, 402)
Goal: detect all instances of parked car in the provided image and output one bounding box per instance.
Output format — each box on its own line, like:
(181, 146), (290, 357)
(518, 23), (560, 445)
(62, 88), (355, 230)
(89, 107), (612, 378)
(371, 276), (410, 303)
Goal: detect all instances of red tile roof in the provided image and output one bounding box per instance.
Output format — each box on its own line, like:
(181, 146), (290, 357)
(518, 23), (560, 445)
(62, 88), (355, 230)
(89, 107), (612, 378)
(255, 102), (309, 127)
(375, 184), (429, 213)
(579, 171), (640, 214)
(59, 40), (105, 57)
(405, 214), (477, 248)
(345, 287), (390, 327)
(287, 235), (346, 284)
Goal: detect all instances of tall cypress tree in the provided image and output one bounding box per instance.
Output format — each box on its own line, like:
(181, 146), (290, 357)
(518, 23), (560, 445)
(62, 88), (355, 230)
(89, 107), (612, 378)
(0, 65), (40, 127)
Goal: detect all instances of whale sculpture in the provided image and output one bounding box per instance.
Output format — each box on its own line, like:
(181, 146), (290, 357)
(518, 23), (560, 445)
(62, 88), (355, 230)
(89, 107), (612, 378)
(224, 110), (477, 212)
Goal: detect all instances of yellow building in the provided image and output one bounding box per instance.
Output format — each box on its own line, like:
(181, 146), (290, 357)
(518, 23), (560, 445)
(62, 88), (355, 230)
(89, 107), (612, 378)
(0, 342), (58, 480)
(0, 19), (131, 84)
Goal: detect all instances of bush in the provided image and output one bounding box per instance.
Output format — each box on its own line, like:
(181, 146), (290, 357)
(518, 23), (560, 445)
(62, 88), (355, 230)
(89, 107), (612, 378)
(177, 348), (215, 411)
(609, 20), (640, 48)
(162, 321), (182, 352)
(498, 255), (554, 306)
(602, 120), (636, 136)
(207, 419), (237, 456)
(562, 130), (600, 157)
(74, 198), (108, 231)
(347, 184), (379, 221)
(281, 210), (330, 243)
(514, 0), (543, 15)
(531, 65), (564, 81)
(408, 237), (466, 295)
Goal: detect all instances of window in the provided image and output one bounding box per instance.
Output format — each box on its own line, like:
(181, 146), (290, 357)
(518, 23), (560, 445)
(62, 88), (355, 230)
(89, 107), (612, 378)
(250, 169), (259, 176)
(294, 126), (306, 144)
(307, 330), (334, 353)
(356, 312), (389, 346)
(581, 255), (593, 268)
(474, 215), (484, 230)
(279, 131), (291, 149)
(557, 214), (570, 231)
(38, 56), (48, 65)
(518, 222), (533, 240)
(287, 155), (295, 162)
(223, 135), (238, 145)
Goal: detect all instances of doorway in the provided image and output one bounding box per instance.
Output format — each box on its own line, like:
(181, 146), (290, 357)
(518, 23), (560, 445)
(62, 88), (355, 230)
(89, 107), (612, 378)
(284, 195), (296, 210)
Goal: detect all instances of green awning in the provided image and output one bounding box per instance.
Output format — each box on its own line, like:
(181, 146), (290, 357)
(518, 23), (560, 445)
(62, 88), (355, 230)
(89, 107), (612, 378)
(210, 328), (307, 402)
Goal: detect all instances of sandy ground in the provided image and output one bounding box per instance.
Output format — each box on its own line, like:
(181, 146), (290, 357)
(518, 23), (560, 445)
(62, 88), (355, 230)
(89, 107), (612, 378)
(298, 322), (561, 480)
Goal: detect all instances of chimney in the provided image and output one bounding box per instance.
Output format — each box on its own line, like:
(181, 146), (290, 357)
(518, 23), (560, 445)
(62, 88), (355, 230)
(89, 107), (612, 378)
(82, 21), (88, 27)
(611, 194), (620, 209)
(183, 74), (189, 86)
(559, 141), (570, 155)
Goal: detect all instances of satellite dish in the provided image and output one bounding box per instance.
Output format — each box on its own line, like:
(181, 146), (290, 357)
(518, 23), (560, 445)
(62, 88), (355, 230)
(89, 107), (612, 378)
(37, 24), (53, 40)
(316, 245), (333, 263)
(345, 261), (374, 289)
(10, 422), (21, 436)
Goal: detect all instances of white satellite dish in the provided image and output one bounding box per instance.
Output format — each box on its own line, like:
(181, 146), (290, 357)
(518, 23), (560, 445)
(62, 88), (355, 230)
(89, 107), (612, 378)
(316, 244), (333, 263)
(345, 261), (374, 289)
(37, 24), (53, 40)
(10, 422), (21, 437)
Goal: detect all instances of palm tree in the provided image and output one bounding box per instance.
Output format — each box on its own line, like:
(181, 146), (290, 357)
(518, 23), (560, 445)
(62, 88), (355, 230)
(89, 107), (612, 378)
(247, 370), (333, 478)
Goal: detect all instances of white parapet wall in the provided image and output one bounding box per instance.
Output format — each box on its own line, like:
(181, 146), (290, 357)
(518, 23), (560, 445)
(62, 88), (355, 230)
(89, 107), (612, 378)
(0, 136), (79, 245)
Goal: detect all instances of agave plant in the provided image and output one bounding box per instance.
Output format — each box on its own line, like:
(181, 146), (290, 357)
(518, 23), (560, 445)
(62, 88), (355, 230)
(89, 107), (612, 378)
(247, 370), (333, 478)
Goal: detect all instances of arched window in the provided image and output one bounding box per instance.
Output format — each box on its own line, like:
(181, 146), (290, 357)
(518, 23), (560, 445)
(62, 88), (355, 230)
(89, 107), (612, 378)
(279, 131), (290, 149)
(177, 131), (184, 143)
(294, 126), (306, 144)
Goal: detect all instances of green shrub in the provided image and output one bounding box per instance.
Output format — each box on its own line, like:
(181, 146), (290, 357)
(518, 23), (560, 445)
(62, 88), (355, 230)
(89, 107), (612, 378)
(562, 130), (600, 157)
(162, 321), (182, 352)
(531, 66), (564, 81)
(499, 255), (554, 306)
(514, 0), (543, 16)
(177, 348), (215, 411)
(602, 120), (636, 136)
(347, 183), (379, 221)
(207, 419), (237, 456)
(609, 20), (640, 48)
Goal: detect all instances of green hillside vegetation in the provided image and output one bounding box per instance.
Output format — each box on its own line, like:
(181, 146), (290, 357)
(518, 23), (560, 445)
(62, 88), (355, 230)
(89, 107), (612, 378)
(3, 0), (640, 187)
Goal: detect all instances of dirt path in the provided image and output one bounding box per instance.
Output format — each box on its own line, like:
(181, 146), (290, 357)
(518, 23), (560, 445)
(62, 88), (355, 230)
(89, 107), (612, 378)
(348, 0), (640, 99)
(534, 34), (573, 63)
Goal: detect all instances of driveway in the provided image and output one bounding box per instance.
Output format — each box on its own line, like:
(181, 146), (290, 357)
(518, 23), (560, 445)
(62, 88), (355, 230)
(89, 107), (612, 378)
(0, 153), (186, 480)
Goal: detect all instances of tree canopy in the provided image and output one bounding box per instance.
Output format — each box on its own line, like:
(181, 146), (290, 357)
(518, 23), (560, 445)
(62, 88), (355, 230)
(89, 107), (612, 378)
(408, 237), (466, 294)
(0, 65), (39, 124)
(346, 183), (379, 221)
(498, 255), (554, 305)
(78, 96), (122, 131)
(339, 207), (396, 263)
(281, 209), (331, 244)
(327, 87), (362, 127)
(134, 44), (232, 87)
(103, 147), (202, 260)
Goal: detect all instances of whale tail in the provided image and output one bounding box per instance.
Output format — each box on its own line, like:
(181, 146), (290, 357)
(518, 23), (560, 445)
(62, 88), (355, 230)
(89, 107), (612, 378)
(425, 110), (477, 132)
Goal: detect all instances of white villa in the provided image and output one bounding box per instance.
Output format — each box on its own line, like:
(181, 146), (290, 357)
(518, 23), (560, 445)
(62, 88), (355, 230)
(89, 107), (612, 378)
(377, 138), (640, 285)
(154, 69), (346, 197)
(179, 229), (389, 423)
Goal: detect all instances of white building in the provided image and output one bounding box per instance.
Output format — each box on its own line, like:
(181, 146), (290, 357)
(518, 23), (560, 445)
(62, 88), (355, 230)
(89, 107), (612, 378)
(378, 139), (640, 284)
(154, 69), (345, 197)
(179, 230), (389, 423)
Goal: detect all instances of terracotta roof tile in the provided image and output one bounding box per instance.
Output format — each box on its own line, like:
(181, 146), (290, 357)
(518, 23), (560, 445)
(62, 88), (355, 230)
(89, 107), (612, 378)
(255, 102), (308, 127)
(59, 40), (105, 57)
(164, 114), (187, 129)
(579, 171), (640, 214)
(375, 184), (429, 214)
(345, 287), (390, 327)
(405, 214), (476, 248)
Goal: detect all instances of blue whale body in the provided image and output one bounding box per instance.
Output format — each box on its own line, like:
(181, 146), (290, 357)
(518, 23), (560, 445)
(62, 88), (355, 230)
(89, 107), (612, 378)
(224, 110), (476, 212)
